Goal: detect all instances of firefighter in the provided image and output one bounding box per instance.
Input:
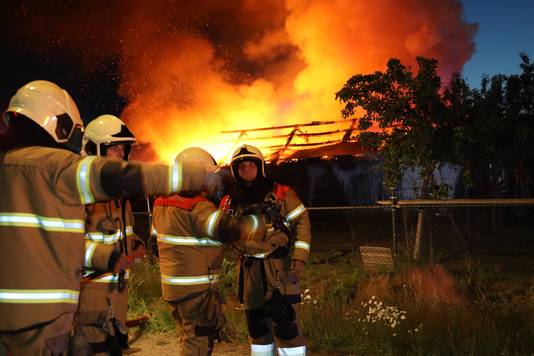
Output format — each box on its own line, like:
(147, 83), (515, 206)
(152, 147), (269, 356)
(220, 144), (311, 356)
(0, 80), (210, 355)
(78, 114), (143, 355)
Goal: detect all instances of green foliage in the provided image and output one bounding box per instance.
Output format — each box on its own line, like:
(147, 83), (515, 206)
(336, 57), (448, 195)
(127, 254), (534, 355)
(127, 261), (175, 333)
(336, 53), (534, 198)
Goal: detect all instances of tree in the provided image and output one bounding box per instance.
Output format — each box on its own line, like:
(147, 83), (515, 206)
(336, 57), (449, 198)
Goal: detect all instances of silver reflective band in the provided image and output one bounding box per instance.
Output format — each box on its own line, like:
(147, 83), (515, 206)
(206, 211), (221, 237)
(77, 156), (97, 204)
(161, 274), (219, 286)
(278, 346), (306, 356)
(286, 204), (306, 222)
(91, 271), (130, 283)
(0, 289), (79, 304)
(251, 343), (275, 356)
(85, 231), (118, 244)
(85, 226), (134, 244)
(84, 242), (98, 268)
(249, 215), (259, 232)
(245, 252), (268, 259)
(0, 213), (85, 233)
(169, 162), (182, 193)
(294, 241), (310, 252)
(158, 234), (222, 247)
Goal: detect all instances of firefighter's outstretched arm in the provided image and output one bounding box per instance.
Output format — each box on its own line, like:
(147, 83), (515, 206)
(57, 156), (209, 205)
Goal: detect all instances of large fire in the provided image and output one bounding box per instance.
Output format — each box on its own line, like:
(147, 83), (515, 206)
(8, 0), (477, 163)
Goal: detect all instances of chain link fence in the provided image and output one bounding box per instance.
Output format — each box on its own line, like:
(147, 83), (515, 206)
(131, 196), (534, 271)
(307, 201), (534, 271)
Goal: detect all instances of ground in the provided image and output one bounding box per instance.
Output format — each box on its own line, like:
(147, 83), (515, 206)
(127, 332), (334, 355)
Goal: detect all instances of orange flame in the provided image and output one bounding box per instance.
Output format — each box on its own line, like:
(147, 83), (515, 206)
(6, 0), (477, 163)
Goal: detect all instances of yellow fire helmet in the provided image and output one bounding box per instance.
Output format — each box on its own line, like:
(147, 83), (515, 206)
(230, 144), (265, 179)
(82, 114), (136, 159)
(3, 80), (83, 143)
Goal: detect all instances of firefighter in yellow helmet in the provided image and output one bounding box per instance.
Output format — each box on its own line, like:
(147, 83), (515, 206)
(220, 144), (311, 356)
(0, 80), (210, 355)
(152, 147), (270, 356)
(77, 114), (143, 355)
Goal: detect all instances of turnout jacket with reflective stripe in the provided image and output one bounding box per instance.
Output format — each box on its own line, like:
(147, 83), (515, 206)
(221, 183), (312, 262)
(0, 146), (205, 331)
(79, 200), (138, 327)
(153, 195), (226, 302)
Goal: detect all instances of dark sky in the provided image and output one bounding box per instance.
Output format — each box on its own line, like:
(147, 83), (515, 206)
(0, 39), (125, 124)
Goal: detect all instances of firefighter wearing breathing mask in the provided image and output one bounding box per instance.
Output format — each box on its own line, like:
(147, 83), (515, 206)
(220, 144), (311, 356)
(0, 80), (211, 356)
(152, 147), (271, 356)
(77, 114), (145, 355)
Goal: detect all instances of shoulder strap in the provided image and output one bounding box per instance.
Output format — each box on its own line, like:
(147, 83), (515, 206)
(154, 195), (207, 211)
(273, 183), (290, 201)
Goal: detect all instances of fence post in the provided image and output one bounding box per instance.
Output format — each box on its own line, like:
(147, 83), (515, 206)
(413, 208), (424, 261)
(389, 188), (398, 262)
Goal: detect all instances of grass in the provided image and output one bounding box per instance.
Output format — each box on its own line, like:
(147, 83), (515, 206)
(128, 247), (534, 355)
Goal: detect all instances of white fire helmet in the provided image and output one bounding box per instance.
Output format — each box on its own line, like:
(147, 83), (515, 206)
(2, 80), (83, 143)
(230, 144), (265, 179)
(175, 147), (219, 174)
(81, 115), (136, 159)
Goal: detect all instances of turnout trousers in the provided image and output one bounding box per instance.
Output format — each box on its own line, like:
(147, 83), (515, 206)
(239, 255), (306, 356)
(168, 292), (217, 356)
(78, 283), (129, 356)
(0, 313), (73, 356)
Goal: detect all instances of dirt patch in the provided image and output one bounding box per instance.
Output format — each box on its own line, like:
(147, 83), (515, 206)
(127, 333), (249, 355)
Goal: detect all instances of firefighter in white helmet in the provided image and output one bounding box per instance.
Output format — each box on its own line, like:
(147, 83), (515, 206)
(152, 147), (270, 356)
(78, 114), (144, 355)
(220, 144), (311, 356)
(0, 80), (211, 355)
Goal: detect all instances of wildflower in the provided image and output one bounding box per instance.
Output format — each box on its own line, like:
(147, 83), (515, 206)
(414, 328), (419, 333)
(304, 288), (310, 294)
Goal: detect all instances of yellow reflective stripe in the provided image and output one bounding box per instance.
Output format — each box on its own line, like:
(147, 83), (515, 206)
(251, 343), (275, 356)
(161, 274), (219, 286)
(0, 289), (79, 304)
(294, 241), (310, 252)
(0, 213), (84, 233)
(286, 204), (306, 222)
(84, 241), (98, 268)
(76, 156), (97, 204)
(157, 234), (222, 247)
(168, 161), (182, 193)
(85, 232), (118, 244)
(85, 226), (133, 244)
(277, 346), (306, 356)
(91, 271), (130, 283)
(206, 211), (221, 237)
(125, 226), (134, 236)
